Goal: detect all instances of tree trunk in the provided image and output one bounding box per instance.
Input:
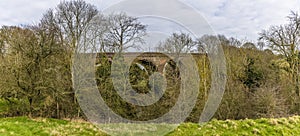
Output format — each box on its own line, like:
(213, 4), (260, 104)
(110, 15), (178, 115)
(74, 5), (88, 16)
(28, 97), (33, 118)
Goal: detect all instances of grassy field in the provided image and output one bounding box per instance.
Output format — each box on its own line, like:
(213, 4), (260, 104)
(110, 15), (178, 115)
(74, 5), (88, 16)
(0, 117), (107, 136)
(0, 116), (300, 135)
(168, 116), (300, 136)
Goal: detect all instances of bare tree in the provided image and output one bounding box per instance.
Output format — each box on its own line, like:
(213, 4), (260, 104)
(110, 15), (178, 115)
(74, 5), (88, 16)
(197, 35), (221, 54)
(260, 11), (300, 95)
(72, 13), (109, 54)
(217, 34), (230, 46)
(38, 0), (100, 118)
(242, 42), (257, 50)
(257, 41), (265, 50)
(228, 37), (242, 47)
(156, 32), (196, 54)
(104, 12), (147, 53)
(41, 0), (99, 52)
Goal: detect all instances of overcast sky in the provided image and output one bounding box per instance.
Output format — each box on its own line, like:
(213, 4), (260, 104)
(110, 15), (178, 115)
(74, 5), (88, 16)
(1, 0), (300, 42)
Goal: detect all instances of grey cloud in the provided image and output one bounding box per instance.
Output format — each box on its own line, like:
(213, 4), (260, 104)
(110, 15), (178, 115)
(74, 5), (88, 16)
(196, 0), (300, 40)
(0, 0), (99, 26)
(0, 0), (299, 41)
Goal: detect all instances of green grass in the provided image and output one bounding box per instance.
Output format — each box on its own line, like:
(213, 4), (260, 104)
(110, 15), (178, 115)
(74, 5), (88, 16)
(1, 116), (300, 135)
(97, 123), (178, 136)
(0, 117), (107, 136)
(168, 116), (300, 136)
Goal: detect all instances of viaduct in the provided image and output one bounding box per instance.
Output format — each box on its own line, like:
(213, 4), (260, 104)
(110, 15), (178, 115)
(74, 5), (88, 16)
(96, 52), (204, 73)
